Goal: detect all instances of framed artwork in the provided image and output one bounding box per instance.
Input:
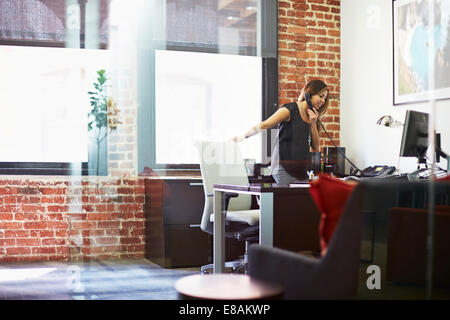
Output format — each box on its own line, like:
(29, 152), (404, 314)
(393, 0), (450, 105)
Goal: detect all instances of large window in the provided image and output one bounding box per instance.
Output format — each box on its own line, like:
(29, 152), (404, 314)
(0, 0), (110, 175)
(0, 45), (108, 163)
(155, 50), (262, 164)
(137, 0), (277, 172)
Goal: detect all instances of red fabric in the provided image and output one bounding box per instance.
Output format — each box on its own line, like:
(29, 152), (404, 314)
(309, 174), (356, 255)
(437, 174), (450, 181)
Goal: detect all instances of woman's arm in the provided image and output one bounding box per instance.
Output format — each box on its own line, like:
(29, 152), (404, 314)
(233, 107), (290, 142)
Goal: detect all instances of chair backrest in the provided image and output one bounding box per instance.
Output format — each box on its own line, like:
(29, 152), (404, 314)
(197, 140), (252, 234)
(317, 182), (366, 298)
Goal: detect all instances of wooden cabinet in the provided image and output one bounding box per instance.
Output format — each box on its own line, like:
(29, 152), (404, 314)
(144, 178), (212, 268)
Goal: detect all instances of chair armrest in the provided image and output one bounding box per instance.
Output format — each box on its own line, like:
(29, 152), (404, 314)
(248, 244), (320, 299)
(224, 192), (239, 211)
(206, 192), (238, 211)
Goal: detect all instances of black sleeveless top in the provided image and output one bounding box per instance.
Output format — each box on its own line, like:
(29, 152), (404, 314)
(270, 102), (311, 173)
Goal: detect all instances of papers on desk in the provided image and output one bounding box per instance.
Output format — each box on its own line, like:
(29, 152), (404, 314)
(289, 181), (310, 188)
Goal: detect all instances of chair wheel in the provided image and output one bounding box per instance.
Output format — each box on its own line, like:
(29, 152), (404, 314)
(232, 263), (247, 274)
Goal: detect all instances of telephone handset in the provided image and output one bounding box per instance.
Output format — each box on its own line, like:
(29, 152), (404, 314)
(360, 165), (396, 178)
(305, 92), (314, 111)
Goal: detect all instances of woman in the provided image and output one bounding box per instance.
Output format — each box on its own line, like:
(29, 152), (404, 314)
(234, 79), (330, 184)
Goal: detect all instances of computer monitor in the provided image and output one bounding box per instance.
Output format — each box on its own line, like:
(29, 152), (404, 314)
(399, 110), (429, 164)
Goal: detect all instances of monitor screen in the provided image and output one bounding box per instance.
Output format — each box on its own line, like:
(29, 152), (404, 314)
(399, 110), (429, 160)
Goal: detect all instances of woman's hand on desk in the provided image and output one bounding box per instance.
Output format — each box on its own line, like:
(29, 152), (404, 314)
(231, 135), (245, 143)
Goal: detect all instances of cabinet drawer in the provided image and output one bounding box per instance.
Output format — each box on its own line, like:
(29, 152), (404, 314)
(162, 180), (204, 206)
(163, 180), (205, 225)
(163, 205), (204, 225)
(163, 224), (212, 268)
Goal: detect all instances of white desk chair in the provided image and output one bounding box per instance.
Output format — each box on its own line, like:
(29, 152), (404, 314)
(197, 140), (260, 273)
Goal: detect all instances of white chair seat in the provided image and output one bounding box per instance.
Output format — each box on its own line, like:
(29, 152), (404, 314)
(210, 209), (260, 226)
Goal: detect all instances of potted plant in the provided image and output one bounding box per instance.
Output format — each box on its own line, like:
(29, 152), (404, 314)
(88, 69), (122, 175)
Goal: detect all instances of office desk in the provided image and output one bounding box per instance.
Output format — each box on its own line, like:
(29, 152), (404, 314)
(213, 183), (320, 273)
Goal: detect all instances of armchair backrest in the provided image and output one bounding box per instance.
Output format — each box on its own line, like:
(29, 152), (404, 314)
(197, 141), (252, 234)
(318, 182), (366, 297)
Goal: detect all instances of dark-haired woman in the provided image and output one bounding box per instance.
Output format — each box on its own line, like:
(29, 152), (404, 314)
(233, 79), (330, 185)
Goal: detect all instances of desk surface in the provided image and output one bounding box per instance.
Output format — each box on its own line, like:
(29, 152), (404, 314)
(214, 183), (311, 194)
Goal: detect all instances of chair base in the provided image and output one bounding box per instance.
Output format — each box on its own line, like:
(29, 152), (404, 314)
(201, 241), (251, 274)
(201, 259), (247, 274)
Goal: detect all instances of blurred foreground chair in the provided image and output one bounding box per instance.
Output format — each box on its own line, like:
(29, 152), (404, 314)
(197, 141), (260, 273)
(248, 182), (366, 299)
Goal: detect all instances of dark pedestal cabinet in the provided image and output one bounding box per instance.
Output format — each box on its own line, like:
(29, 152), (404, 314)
(144, 178), (211, 268)
(144, 177), (259, 268)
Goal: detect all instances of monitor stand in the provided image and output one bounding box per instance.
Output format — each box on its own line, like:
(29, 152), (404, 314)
(408, 151), (449, 181)
(436, 133), (449, 172)
(416, 156), (428, 170)
(444, 153), (450, 172)
(438, 150), (450, 172)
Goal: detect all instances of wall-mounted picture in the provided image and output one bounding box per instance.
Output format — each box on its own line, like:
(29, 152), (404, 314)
(393, 0), (450, 105)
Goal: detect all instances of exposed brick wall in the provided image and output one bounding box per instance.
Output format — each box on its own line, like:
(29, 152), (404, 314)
(0, 177), (145, 262)
(278, 0), (341, 148)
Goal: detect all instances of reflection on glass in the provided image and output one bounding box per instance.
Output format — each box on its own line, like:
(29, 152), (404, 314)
(165, 0), (257, 50)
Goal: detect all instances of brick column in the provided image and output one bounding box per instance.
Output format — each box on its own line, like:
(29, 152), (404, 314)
(278, 0), (341, 148)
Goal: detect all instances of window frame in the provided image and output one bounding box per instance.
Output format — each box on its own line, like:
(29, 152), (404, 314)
(0, 162), (90, 175)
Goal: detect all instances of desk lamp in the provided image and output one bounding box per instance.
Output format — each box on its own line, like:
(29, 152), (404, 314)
(376, 115), (403, 128)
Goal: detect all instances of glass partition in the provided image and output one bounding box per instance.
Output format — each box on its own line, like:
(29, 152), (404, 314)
(3, 0), (447, 301)
(342, 0), (450, 300)
(0, 0), (275, 273)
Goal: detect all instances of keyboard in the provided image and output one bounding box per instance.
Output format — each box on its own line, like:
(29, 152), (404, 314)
(408, 168), (448, 180)
(343, 174), (408, 182)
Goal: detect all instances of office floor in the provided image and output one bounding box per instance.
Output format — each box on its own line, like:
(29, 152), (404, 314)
(0, 259), (199, 300)
(2, 248), (449, 300)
